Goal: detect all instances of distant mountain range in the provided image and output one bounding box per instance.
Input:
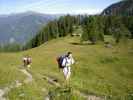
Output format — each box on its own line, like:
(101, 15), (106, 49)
(102, 0), (133, 16)
(0, 11), (57, 44)
(1, 0), (132, 45)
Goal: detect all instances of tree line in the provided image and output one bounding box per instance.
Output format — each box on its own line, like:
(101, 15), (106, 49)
(24, 15), (84, 49)
(81, 15), (132, 44)
(0, 43), (22, 52)
(0, 15), (133, 52)
(24, 15), (133, 50)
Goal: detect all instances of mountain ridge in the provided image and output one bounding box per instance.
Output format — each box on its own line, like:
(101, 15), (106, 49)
(0, 11), (57, 44)
(102, 0), (133, 16)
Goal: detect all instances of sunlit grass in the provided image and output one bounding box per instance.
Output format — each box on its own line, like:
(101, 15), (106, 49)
(0, 36), (133, 99)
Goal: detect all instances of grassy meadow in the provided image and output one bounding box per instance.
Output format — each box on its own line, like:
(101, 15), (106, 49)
(0, 35), (133, 100)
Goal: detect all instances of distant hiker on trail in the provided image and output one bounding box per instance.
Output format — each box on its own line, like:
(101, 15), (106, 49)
(57, 52), (75, 80)
(23, 56), (32, 68)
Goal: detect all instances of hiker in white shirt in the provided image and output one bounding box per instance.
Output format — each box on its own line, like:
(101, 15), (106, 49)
(61, 52), (75, 80)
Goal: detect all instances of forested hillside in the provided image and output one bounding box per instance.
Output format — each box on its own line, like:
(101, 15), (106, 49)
(24, 15), (133, 50)
(24, 15), (84, 49)
(102, 0), (133, 16)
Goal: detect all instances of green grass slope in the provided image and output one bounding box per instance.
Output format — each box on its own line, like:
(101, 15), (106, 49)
(0, 36), (133, 99)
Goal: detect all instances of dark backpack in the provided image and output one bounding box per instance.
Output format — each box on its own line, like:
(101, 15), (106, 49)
(56, 55), (67, 68)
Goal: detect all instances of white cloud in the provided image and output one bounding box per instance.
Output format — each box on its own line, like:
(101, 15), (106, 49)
(72, 9), (103, 15)
(36, 8), (103, 15)
(19, 0), (103, 15)
(0, 0), (103, 15)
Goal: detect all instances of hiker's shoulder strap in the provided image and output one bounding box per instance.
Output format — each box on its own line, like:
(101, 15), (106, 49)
(62, 57), (67, 66)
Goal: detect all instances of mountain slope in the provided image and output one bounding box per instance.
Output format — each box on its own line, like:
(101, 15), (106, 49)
(0, 36), (133, 99)
(0, 11), (56, 44)
(102, 0), (133, 16)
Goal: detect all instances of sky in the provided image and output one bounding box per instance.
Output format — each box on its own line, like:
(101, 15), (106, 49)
(0, 0), (121, 15)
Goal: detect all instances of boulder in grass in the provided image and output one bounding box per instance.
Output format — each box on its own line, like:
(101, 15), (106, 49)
(104, 42), (113, 48)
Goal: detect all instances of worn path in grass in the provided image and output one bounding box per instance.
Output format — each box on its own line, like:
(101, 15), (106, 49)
(0, 68), (34, 100)
(42, 74), (105, 100)
(20, 68), (33, 84)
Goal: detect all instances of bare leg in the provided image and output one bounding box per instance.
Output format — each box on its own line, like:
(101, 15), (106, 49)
(62, 67), (68, 80)
(66, 67), (71, 80)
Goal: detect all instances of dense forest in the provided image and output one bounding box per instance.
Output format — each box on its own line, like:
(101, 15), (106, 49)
(81, 15), (132, 44)
(23, 15), (133, 50)
(23, 15), (84, 50)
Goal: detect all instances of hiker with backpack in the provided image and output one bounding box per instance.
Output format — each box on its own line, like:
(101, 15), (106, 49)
(57, 52), (75, 80)
(23, 56), (32, 68)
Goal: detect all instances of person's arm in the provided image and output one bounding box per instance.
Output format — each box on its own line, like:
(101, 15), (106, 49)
(71, 57), (75, 65)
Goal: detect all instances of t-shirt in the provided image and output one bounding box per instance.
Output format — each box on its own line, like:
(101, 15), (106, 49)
(62, 57), (75, 67)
